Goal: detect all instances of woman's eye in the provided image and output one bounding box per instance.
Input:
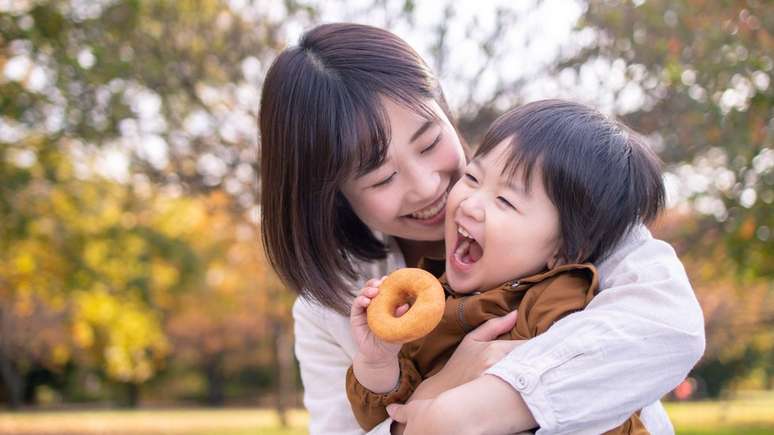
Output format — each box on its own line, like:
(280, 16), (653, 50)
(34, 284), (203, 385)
(464, 173), (478, 183)
(498, 196), (517, 210)
(420, 134), (442, 154)
(372, 172), (396, 188)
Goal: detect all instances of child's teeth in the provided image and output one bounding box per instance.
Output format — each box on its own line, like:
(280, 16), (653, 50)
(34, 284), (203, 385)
(457, 226), (471, 239)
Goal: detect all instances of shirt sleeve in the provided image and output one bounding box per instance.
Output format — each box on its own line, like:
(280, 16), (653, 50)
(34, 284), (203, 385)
(345, 355), (423, 431)
(293, 297), (395, 435)
(484, 227), (705, 434)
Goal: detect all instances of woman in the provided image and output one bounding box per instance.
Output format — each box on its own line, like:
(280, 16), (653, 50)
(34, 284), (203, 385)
(259, 23), (705, 434)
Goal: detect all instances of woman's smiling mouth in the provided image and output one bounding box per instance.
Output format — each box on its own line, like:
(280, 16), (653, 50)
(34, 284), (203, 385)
(407, 191), (448, 222)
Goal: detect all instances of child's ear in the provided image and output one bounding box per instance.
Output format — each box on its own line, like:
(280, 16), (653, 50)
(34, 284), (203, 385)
(547, 245), (563, 269)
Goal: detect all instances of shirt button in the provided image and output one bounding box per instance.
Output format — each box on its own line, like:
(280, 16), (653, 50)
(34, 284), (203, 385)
(515, 375), (529, 390)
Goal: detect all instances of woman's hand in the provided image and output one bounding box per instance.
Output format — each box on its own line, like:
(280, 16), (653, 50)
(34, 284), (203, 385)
(350, 277), (409, 362)
(433, 309), (524, 391)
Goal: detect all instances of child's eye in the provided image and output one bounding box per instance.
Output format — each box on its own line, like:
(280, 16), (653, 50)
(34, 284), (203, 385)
(372, 172), (397, 188)
(420, 134), (442, 154)
(498, 196), (517, 210)
(464, 173), (478, 183)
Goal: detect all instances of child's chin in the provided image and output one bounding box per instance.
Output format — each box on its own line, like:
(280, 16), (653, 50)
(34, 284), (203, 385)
(447, 276), (479, 294)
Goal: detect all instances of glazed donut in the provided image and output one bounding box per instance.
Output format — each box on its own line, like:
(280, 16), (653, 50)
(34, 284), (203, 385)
(367, 268), (445, 344)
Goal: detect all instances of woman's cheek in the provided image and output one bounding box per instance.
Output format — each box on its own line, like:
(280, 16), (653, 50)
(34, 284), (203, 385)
(366, 189), (403, 226)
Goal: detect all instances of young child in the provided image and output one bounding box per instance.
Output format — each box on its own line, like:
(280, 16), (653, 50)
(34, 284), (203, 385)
(346, 99), (665, 434)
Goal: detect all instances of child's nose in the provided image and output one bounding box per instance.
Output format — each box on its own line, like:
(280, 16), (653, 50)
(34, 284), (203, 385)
(459, 196), (485, 221)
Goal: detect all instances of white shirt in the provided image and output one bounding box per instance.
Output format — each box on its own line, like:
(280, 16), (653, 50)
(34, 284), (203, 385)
(292, 227), (705, 435)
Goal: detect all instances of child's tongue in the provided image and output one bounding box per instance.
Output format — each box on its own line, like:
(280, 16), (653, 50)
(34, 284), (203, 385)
(468, 239), (483, 262)
(457, 238), (484, 264)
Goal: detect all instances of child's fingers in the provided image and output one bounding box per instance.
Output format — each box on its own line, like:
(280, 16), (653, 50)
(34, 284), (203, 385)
(350, 295), (372, 320)
(354, 295), (372, 308)
(394, 303), (410, 317)
(363, 286), (379, 298)
(364, 278), (381, 288)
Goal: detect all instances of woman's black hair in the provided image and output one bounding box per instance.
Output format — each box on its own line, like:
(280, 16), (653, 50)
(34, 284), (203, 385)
(259, 23), (454, 314)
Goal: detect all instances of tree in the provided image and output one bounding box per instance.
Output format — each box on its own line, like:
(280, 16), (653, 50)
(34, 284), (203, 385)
(563, 0), (772, 278)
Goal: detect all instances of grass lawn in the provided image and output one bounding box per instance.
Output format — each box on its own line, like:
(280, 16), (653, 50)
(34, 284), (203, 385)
(0, 408), (308, 435)
(0, 391), (772, 434)
(664, 390), (774, 435)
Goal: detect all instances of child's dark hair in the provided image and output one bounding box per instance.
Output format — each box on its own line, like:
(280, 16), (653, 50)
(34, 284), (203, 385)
(477, 99), (665, 265)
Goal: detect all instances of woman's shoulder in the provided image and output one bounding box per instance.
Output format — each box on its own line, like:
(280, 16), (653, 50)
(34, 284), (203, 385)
(596, 224), (689, 288)
(349, 232), (406, 284)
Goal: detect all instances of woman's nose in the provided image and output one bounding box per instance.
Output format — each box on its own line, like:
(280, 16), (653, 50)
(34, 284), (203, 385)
(405, 162), (440, 203)
(459, 195), (485, 222)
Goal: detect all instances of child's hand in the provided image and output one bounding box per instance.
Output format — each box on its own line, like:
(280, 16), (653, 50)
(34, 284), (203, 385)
(350, 277), (410, 363)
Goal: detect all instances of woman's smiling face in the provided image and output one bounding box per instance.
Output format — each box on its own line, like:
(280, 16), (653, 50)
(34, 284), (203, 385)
(444, 139), (562, 293)
(341, 97), (467, 242)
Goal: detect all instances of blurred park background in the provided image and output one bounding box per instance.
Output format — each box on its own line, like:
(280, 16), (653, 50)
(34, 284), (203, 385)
(0, 0), (771, 433)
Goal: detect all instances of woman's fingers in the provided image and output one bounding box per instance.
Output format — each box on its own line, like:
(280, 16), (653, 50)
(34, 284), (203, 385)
(465, 309), (518, 342)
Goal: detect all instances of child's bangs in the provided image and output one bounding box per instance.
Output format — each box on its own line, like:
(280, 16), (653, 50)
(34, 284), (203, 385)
(499, 135), (544, 195)
(474, 130), (544, 195)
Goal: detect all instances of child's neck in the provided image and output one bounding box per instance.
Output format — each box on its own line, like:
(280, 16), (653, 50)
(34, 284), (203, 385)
(396, 238), (445, 268)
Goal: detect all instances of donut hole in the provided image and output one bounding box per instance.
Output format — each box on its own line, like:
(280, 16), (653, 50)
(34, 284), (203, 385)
(395, 290), (416, 315)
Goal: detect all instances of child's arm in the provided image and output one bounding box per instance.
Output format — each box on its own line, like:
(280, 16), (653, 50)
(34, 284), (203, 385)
(346, 278), (423, 431)
(346, 351), (423, 431)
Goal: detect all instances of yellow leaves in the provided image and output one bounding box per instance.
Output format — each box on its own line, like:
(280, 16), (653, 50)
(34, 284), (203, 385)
(52, 344), (70, 366)
(151, 196), (206, 238)
(72, 320), (95, 348)
(4, 169), (286, 388)
(151, 259), (180, 295)
(73, 288), (169, 383)
(13, 251), (36, 274)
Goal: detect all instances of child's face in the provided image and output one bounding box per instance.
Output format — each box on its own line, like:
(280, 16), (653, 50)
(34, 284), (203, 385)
(444, 140), (562, 293)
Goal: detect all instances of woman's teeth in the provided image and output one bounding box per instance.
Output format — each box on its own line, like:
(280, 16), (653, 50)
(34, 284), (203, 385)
(410, 192), (447, 219)
(457, 225), (472, 239)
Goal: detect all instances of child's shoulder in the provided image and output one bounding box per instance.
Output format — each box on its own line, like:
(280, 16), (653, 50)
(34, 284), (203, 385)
(519, 263), (599, 305)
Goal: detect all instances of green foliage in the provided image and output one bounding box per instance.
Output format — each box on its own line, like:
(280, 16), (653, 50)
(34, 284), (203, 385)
(568, 0), (772, 279)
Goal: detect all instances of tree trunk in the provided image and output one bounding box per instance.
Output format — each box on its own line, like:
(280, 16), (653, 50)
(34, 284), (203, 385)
(0, 348), (24, 410)
(121, 382), (140, 408)
(205, 355), (225, 406)
(0, 308), (25, 409)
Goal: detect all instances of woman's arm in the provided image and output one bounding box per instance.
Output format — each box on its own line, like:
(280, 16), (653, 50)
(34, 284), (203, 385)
(388, 375), (536, 435)
(405, 309), (521, 401)
(479, 227), (705, 433)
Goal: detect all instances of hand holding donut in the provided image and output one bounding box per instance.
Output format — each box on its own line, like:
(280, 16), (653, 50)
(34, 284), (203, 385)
(366, 268), (446, 344)
(350, 276), (411, 363)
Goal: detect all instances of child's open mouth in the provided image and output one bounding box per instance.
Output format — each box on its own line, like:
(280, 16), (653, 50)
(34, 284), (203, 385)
(453, 225), (483, 265)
